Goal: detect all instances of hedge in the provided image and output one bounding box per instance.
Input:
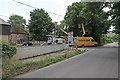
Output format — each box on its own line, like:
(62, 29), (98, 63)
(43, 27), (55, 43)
(0, 41), (17, 58)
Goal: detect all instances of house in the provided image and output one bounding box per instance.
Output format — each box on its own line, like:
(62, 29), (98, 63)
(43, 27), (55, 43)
(0, 18), (28, 44)
(10, 26), (29, 45)
(0, 18), (11, 43)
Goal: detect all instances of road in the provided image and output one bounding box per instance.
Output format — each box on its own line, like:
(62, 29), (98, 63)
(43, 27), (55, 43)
(103, 42), (119, 48)
(17, 42), (119, 78)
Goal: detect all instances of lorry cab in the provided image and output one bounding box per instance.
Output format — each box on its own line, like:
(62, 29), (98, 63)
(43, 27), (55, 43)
(73, 37), (98, 47)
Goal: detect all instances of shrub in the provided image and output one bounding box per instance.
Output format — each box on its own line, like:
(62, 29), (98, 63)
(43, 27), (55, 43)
(74, 49), (84, 54)
(1, 41), (17, 58)
(118, 34), (120, 45)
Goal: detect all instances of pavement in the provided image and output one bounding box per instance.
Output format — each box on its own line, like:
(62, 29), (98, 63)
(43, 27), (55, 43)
(16, 42), (119, 78)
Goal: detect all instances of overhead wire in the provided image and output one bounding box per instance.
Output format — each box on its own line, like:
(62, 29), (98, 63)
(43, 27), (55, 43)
(12, 0), (63, 17)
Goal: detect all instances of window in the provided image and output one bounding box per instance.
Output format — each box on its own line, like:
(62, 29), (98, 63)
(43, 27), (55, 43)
(86, 40), (90, 41)
(74, 39), (77, 42)
(78, 40), (84, 41)
(92, 39), (95, 42)
(78, 40), (90, 41)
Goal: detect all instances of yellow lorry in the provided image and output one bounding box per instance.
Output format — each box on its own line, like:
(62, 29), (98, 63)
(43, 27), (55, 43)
(73, 37), (98, 46)
(73, 24), (98, 47)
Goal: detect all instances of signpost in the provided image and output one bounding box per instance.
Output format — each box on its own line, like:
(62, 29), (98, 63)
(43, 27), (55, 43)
(68, 32), (73, 46)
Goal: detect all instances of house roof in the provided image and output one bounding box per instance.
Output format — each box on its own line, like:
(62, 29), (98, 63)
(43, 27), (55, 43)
(0, 18), (28, 34)
(0, 18), (10, 25)
(11, 26), (28, 34)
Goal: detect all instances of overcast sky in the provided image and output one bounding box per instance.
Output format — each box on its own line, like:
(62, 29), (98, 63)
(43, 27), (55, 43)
(0, 0), (113, 25)
(0, 0), (82, 24)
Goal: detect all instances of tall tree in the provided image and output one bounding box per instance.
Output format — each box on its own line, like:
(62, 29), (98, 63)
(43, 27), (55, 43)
(112, 2), (120, 34)
(29, 8), (54, 41)
(111, 1), (120, 44)
(8, 14), (26, 29)
(64, 2), (110, 43)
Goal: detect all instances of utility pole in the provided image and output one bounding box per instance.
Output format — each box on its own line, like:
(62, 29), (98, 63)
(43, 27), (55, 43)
(54, 22), (58, 44)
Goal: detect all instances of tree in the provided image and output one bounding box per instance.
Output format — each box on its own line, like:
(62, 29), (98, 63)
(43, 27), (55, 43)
(56, 20), (68, 36)
(64, 2), (111, 43)
(111, 2), (120, 34)
(8, 14), (26, 29)
(29, 8), (54, 41)
(111, 1), (120, 44)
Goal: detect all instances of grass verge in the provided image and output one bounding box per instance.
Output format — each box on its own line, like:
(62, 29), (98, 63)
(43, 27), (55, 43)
(2, 49), (85, 79)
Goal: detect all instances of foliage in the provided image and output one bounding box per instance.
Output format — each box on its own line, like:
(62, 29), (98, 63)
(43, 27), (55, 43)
(8, 14), (26, 29)
(111, 2), (120, 44)
(29, 8), (54, 41)
(56, 20), (69, 36)
(108, 33), (119, 42)
(112, 34), (120, 45)
(64, 2), (111, 44)
(2, 49), (85, 78)
(2, 57), (19, 78)
(111, 2), (120, 34)
(100, 33), (119, 46)
(57, 20), (66, 29)
(119, 35), (120, 45)
(1, 41), (16, 58)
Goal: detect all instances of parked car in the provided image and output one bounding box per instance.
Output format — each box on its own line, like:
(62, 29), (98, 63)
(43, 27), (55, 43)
(22, 41), (33, 46)
(56, 38), (65, 44)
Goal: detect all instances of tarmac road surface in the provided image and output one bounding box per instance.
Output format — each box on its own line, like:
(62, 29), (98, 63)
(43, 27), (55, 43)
(17, 43), (119, 78)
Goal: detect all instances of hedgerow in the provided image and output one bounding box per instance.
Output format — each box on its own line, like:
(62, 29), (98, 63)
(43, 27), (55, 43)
(1, 41), (16, 58)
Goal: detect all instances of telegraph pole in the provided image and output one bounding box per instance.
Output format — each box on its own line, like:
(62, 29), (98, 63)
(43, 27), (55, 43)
(54, 22), (58, 44)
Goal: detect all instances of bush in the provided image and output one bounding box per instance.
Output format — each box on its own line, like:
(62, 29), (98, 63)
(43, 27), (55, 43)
(100, 34), (115, 45)
(1, 41), (17, 58)
(118, 34), (120, 45)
